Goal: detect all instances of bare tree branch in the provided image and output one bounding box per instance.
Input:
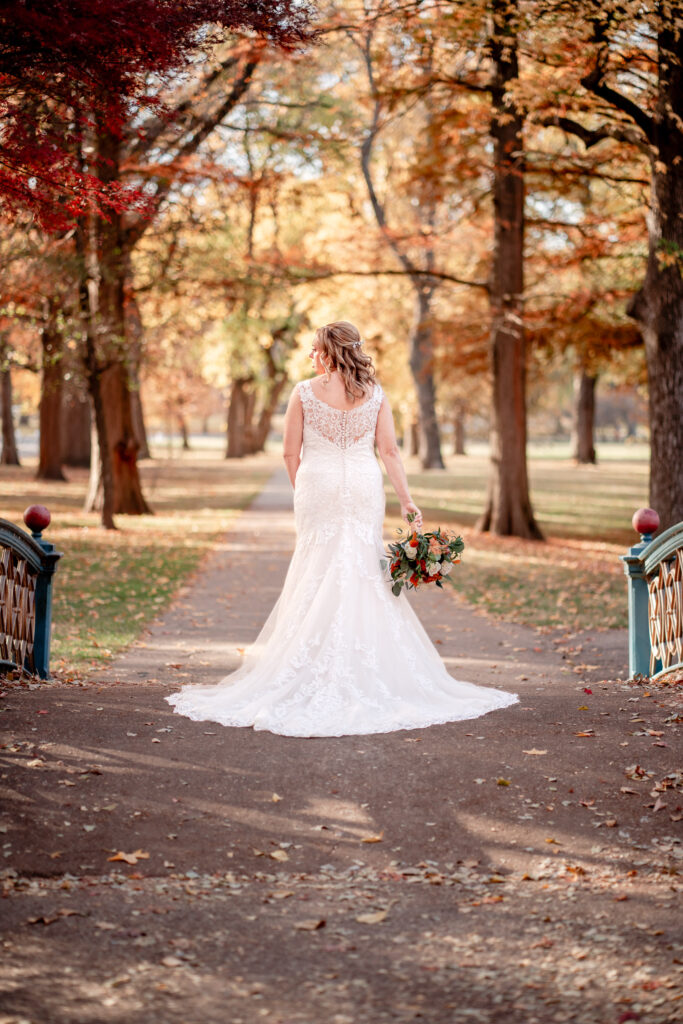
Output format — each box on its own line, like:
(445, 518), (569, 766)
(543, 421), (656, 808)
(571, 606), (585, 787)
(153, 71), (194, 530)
(536, 114), (649, 154)
(124, 49), (262, 248)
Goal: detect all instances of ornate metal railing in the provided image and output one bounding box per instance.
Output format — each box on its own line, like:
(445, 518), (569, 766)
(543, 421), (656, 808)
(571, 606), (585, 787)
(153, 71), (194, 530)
(621, 508), (683, 680)
(0, 505), (62, 679)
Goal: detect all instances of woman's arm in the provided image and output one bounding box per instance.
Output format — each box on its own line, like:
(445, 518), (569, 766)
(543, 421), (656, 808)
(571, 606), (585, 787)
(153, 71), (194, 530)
(375, 396), (423, 527)
(282, 385), (303, 488)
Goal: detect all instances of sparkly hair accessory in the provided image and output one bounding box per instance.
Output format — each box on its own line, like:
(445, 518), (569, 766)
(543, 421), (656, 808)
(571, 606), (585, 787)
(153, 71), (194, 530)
(351, 339), (362, 348)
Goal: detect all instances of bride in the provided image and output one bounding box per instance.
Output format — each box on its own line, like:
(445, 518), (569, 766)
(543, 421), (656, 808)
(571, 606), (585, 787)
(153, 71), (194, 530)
(166, 320), (518, 736)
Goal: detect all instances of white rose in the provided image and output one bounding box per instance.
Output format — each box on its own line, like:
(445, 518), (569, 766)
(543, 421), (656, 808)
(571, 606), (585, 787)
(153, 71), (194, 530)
(439, 560), (453, 576)
(403, 542), (418, 560)
(428, 559), (441, 575)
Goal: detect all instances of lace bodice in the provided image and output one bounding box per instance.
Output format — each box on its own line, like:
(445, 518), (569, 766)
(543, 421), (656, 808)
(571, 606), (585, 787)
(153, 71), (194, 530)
(298, 380), (383, 449)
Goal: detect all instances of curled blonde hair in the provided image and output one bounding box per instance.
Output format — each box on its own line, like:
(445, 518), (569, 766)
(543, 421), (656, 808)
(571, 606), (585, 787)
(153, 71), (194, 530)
(315, 321), (376, 401)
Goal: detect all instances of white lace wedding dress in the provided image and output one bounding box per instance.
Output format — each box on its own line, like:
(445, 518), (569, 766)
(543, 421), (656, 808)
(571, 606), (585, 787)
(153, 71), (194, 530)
(166, 380), (518, 736)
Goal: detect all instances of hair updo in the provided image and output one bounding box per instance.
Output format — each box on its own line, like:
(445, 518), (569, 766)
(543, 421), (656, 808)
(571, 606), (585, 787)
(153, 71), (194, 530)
(315, 320), (376, 402)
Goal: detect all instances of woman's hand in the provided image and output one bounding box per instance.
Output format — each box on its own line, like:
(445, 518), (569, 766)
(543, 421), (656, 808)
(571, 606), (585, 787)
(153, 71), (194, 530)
(401, 500), (423, 529)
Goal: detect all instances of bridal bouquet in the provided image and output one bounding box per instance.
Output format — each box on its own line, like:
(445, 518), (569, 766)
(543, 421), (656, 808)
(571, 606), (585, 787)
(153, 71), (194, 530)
(381, 515), (465, 597)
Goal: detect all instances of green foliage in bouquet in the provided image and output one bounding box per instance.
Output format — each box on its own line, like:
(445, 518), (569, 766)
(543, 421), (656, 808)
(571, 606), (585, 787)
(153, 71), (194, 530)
(381, 514), (465, 597)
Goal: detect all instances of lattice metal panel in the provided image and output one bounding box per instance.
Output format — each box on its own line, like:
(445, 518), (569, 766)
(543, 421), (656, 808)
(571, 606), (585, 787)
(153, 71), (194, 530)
(0, 545), (36, 673)
(648, 549), (683, 677)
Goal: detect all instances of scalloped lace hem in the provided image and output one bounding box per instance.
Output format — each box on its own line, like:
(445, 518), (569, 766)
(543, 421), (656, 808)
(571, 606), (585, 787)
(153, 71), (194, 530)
(165, 688), (519, 737)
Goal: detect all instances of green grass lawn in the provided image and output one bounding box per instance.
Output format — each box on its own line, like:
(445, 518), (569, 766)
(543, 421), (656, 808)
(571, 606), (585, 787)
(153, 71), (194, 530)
(392, 449), (649, 544)
(1, 446), (276, 676)
(384, 449), (648, 633)
(1, 442), (647, 676)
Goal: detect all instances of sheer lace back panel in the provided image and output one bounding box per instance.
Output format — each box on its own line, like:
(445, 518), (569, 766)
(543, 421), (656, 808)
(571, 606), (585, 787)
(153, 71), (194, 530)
(298, 379), (383, 450)
(294, 379), (385, 547)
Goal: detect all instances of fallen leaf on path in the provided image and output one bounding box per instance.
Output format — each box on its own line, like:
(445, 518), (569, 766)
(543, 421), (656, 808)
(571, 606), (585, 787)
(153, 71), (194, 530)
(575, 731), (595, 737)
(496, 778), (511, 786)
(361, 832), (384, 843)
(107, 849), (150, 865)
(356, 910), (388, 924)
(295, 919), (326, 931)
(27, 908), (83, 926)
(523, 749), (547, 756)
(269, 891), (294, 900)
(269, 850), (289, 862)
(271, 793), (283, 802)
(161, 956), (184, 967)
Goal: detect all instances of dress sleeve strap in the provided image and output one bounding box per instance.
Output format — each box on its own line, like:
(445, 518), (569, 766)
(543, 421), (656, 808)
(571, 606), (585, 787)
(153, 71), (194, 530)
(298, 379), (314, 413)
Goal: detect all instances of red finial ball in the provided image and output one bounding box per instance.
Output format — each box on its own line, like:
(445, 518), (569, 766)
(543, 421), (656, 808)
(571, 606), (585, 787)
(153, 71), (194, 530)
(24, 505), (51, 533)
(632, 507), (659, 537)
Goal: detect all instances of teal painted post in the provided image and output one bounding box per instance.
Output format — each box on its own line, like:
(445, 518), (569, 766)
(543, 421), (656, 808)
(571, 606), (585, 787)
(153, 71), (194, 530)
(620, 508), (660, 680)
(621, 543), (651, 678)
(31, 540), (58, 679)
(23, 506), (62, 679)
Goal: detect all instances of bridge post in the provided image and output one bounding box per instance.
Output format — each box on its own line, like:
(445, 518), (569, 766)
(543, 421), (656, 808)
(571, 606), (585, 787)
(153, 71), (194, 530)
(0, 505), (62, 679)
(24, 506), (61, 679)
(620, 508), (659, 680)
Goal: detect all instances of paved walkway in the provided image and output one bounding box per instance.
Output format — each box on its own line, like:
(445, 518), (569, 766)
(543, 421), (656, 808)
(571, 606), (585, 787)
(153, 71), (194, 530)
(0, 470), (680, 1024)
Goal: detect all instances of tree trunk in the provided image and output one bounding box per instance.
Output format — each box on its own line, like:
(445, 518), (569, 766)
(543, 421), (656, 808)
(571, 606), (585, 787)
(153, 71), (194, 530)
(477, 0), (543, 539)
(403, 415), (419, 457)
(62, 384), (91, 467)
(36, 315), (66, 481)
(626, 19), (683, 531)
(125, 289), (151, 460)
(177, 411), (191, 451)
(89, 363), (151, 514)
(0, 334), (20, 466)
(226, 378), (250, 458)
(359, 73), (444, 472)
(248, 376), (288, 453)
(76, 222), (116, 528)
(571, 369), (597, 464)
(130, 386), (150, 460)
(453, 401), (466, 456)
(410, 285), (445, 469)
(245, 341), (290, 454)
(83, 126), (151, 516)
